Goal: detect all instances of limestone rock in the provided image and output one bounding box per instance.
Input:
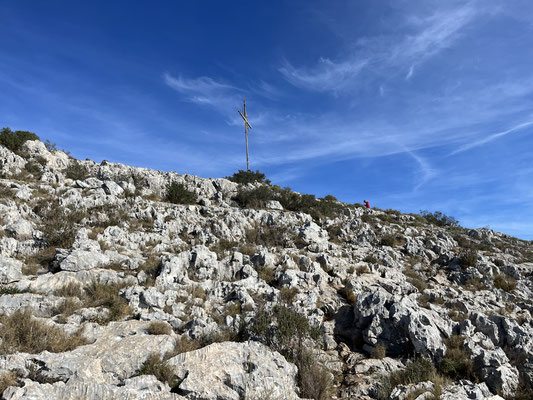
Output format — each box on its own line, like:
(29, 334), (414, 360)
(167, 341), (301, 400)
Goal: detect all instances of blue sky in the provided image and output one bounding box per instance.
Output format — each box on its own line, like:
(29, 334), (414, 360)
(1, 1), (533, 239)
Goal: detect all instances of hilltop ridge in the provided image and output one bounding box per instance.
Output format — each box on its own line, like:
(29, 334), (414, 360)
(0, 136), (532, 399)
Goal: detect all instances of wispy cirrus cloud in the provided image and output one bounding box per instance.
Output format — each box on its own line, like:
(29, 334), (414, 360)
(164, 73), (242, 113)
(450, 120), (533, 155)
(279, 3), (479, 92)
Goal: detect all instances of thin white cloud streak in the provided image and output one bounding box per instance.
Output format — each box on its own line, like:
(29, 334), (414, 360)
(405, 65), (414, 80)
(279, 57), (368, 93)
(450, 121), (533, 155)
(163, 73), (242, 114)
(406, 151), (438, 191)
(279, 4), (478, 92)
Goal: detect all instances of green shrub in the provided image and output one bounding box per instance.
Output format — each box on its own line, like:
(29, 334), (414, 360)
(33, 200), (86, 249)
(376, 358), (438, 400)
(233, 185), (276, 208)
(65, 160), (89, 181)
(279, 287), (298, 304)
(0, 127), (40, 154)
(493, 273), (517, 292)
(438, 336), (476, 381)
(380, 234), (397, 247)
(364, 255), (378, 264)
(459, 249), (478, 268)
(226, 169), (271, 185)
(165, 181), (197, 204)
(24, 161), (42, 179)
(419, 210), (459, 227)
(0, 310), (87, 355)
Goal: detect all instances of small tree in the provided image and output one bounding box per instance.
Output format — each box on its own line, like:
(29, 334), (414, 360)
(0, 127), (40, 154)
(226, 169), (271, 185)
(419, 210), (459, 227)
(165, 182), (197, 204)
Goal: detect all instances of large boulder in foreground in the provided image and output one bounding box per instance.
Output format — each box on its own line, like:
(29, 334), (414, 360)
(167, 341), (302, 400)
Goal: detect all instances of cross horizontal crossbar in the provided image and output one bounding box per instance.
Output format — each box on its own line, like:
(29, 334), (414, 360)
(238, 110), (252, 129)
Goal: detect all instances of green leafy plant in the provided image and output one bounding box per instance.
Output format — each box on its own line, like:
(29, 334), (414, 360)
(165, 181), (197, 204)
(419, 210), (459, 227)
(65, 160), (89, 181)
(0, 127), (40, 154)
(226, 169), (271, 185)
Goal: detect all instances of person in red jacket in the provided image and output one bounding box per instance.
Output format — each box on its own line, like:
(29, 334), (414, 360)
(364, 200), (370, 208)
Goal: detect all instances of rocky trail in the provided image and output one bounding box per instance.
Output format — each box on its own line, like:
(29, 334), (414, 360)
(0, 137), (532, 399)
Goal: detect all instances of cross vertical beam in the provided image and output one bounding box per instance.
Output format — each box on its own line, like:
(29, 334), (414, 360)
(238, 98), (252, 171)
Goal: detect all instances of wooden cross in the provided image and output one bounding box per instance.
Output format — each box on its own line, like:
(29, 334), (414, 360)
(238, 98), (252, 171)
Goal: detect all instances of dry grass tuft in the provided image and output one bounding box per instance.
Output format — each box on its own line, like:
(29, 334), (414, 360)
(147, 321), (172, 335)
(0, 310), (88, 355)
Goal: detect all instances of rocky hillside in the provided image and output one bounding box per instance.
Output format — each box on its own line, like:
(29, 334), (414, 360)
(0, 136), (532, 400)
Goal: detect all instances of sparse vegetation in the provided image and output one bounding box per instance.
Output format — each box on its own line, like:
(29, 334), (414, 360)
(338, 286), (356, 305)
(376, 357), (445, 400)
(419, 210), (459, 227)
(0, 309), (87, 355)
(371, 343), (387, 359)
(165, 181), (197, 205)
(404, 267), (427, 292)
(458, 249), (478, 269)
(438, 336), (476, 381)
(83, 281), (132, 323)
(33, 200), (87, 249)
(493, 273), (517, 292)
(65, 160), (89, 181)
(147, 321), (172, 335)
(0, 371), (17, 395)
(136, 353), (177, 388)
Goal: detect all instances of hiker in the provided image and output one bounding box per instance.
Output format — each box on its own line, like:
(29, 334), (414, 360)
(364, 200), (370, 208)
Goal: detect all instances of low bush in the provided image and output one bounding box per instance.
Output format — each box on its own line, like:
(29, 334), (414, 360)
(83, 281), (131, 323)
(295, 348), (334, 400)
(245, 225), (297, 249)
(371, 343), (387, 359)
(65, 160), (89, 181)
(279, 287), (299, 304)
(147, 321), (172, 335)
(0, 127), (40, 154)
(24, 161), (42, 179)
(419, 210), (459, 227)
(0, 310), (87, 355)
(165, 182), (197, 205)
(493, 273), (517, 292)
(364, 255), (378, 264)
(404, 267), (427, 292)
(136, 353), (177, 387)
(376, 357), (441, 400)
(233, 185), (275, 208)
(380, 234), (397, 247)
(226, 169), (271, 185)
(459, 249), (478, 269)
(438, 336), (476, 381)
(338, 286), (356, 305)
(33, 200), (87, 249)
